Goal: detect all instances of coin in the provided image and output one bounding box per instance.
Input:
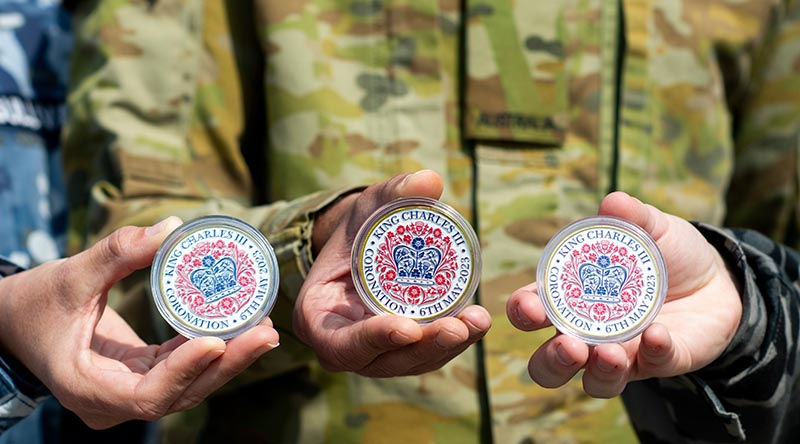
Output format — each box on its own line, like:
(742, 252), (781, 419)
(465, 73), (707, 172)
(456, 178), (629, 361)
(351, 197), (481, 323)
(151, 215), (279, 340)
(537, 216), (667, 344)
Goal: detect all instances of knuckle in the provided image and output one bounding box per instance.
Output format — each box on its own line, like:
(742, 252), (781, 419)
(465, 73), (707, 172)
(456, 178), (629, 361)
(103, 226), (135, 260)
(135, 399), (169, 421)
(52, 259), (76, 292)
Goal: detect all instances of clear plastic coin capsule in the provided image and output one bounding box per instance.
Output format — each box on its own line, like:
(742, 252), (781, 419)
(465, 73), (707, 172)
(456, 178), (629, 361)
(351, 197), (481, 323)
(536, 216), (667, 344)
(150, 215), (279, 340)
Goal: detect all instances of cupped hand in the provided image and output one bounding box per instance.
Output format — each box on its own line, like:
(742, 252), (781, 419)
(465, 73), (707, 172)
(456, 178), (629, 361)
(506, 191), (742, 397)
(293, 170), (492, 377)
(0, 217), (279, 429)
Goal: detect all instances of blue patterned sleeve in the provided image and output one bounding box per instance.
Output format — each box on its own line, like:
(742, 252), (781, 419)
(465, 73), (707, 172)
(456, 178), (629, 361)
(0, 258), (49, 434)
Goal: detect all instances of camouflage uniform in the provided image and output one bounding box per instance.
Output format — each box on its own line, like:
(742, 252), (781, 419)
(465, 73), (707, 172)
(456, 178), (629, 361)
(63, 0), (800, 443)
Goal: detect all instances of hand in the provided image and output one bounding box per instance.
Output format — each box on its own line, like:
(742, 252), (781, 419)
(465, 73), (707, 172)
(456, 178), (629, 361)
(294, 170), (492, 377)
(0, 218), (280, 429)
(506, 191), (743, 397)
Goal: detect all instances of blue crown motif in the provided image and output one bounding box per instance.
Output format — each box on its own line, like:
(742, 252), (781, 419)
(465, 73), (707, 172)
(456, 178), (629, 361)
(189, 255), (241, 304)
(393, 237), (442, 286)
(578, 255), (627, 303)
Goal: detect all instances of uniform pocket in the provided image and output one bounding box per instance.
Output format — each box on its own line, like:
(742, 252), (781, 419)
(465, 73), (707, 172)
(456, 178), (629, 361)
(464, 1), (569, 147)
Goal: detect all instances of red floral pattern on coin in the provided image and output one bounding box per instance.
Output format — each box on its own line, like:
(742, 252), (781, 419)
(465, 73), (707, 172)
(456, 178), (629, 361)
(351, 198), (481, 323)
(151, 216), (279, 339)
(375, 221), (458, 306)
(174, 240), (257, 318)
(537, 217), (666, 344)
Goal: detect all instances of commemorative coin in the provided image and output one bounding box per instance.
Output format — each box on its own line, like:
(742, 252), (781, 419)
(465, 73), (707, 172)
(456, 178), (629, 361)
(537, 216), (667, 344)
(150, 215), (279, 340)
(351, 197), (481, 323)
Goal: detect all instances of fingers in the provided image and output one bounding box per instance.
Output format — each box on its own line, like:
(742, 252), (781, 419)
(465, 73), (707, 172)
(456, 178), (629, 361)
(66, 336), (226, 429)
(456, 305), (492, 339)
(410, 307), (490, 374)
(581, 344), (630, 398)
(355, 317), (468, 376)
(304, 305), (488, 377)
(632, 323), (680, 378)
(131, 337), (226, 418)
(65, 321), (280, 429)
(66, 217), (183, 296)
(353, 170), (444, 225)
(527, 324), (678, 398)
(395, 170), (444, 200)
(359, 306), (491, 377)
(528, 335), (589, 388)
(365, 169), (444, 204)
(507, 283), (551, 331)
(313, 314), (423, 372)
(168, 324), (280, 412)
(598, 192), (666, 240)
(312, 170), (445, 258)
(528, 336), (630, 398)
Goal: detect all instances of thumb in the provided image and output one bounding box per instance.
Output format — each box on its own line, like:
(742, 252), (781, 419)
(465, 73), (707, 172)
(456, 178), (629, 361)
(70, 217), (184, 294)
(395, 169), (444, 200)
(597, 191), (665, 239)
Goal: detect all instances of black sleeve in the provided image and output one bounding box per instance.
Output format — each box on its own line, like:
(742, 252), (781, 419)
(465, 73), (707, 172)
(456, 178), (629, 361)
(623, 224), (800, 444)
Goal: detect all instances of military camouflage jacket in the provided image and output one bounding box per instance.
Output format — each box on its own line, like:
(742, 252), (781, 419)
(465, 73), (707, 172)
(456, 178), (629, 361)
(64, 1), (800, 443)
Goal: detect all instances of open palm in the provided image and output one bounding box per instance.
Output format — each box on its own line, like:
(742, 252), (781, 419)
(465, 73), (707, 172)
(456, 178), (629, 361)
(293, 171), (492, 377)
(0, 217), (280, 429)
(507, 192), (742, 397)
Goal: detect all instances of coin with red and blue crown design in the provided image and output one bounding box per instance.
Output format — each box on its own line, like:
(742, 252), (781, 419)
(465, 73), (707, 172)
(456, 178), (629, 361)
(151, 215), (279, 340)
(351, 197), (481, 323)
(537, 216), (667, 344)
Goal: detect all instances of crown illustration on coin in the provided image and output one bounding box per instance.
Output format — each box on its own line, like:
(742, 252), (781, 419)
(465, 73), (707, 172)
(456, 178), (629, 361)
(578, 255), (627, 303)
(189, 255), (241, 304)
(393, 237), (442, 286)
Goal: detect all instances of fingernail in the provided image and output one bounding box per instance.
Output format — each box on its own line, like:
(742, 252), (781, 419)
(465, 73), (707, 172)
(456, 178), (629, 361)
(596, 359), (617, 373)
(514, 305), (533, 328)
(645, 342), (662, 355)
(434, 330), (458, 350)
(400, 170), (428, 188)
(257, 342), (280, 354)
(146, 217), (177, 237)
(201, 348), (225, 366)
(555, 344), (576, 366)
(390, 330), (413, 346)
(463, 318), (481, 332)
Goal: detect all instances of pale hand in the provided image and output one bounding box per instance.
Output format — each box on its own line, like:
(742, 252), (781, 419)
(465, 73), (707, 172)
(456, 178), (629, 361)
(506, 191), (743, 397)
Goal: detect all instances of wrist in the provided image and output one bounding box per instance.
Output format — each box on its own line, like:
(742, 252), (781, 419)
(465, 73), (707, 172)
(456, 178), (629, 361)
(311, 191), (360, 256)
(691, 222), (750, 367)
(0, 268), (45, 394)
(0, 266), (19, 360)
